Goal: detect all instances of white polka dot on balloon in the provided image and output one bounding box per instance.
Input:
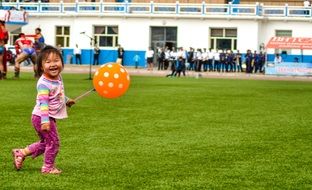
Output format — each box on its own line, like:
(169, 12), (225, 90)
(127, 75), (130, 81)
(118, 83), (123, 89)
(114, 73), (119, 79)
(104, 72), (109, 77)
(108, 82), (114, 88)
(120, 68), (125, 73)
(95, 71), (99, 76)
(103, 90), (108, 94)
(107, 64), (113, 68)
(98, 81), (104, 86)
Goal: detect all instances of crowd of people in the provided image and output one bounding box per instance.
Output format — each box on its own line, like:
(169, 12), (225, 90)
(147, 46), (267, 77)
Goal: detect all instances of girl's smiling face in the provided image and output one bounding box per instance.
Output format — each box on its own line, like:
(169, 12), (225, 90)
(42, 52), (63, 80)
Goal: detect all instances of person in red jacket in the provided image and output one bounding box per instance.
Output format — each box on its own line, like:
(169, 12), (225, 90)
(0, 20), (8, 79)
(14, 33), (38, 78)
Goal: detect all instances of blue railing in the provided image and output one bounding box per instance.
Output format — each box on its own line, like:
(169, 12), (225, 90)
(1, 1), (312, 18)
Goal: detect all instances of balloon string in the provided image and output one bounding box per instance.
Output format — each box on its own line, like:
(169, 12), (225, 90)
(74, 88), (96, 102)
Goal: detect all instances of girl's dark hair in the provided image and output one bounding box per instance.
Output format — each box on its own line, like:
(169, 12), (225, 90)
(36, 45), (64, 76)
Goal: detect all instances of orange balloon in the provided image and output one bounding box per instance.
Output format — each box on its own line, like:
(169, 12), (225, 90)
(93, 63), (130, 99)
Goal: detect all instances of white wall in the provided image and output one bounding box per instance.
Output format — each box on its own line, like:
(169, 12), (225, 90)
(119, 19), (149, 51)
(22, 15), (312, 55)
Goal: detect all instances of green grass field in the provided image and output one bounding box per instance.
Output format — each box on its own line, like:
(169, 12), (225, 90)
(1, 73), (312, 189)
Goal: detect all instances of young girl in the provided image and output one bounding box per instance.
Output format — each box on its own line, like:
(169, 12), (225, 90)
(12, 45), (75, 174)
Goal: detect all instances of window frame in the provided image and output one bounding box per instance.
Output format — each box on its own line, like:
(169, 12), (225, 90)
(209, 28), (237, 51)
(55, 26), (70, 47)
(93, 25), (119, 47)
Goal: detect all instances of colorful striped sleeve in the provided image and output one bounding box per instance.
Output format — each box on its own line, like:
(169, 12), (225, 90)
(37, 83), (50, 124)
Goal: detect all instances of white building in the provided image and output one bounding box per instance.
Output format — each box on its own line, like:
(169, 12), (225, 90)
(3, 2), (312, 66)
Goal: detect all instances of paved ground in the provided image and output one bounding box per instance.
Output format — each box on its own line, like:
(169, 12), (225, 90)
(8, 64), (312, 82)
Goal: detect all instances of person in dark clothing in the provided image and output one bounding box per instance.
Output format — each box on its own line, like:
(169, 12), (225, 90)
(195, 48), (203, 72)
(253, 50), (260, 73)
(117, 44), (125, 65)
(93, 45), (100, 65)
(166, 60), (176, 77)
(245, 49), (253, 73)
(187, 47), (194, 70)
(219, 50), (226, 72)
(258, 51), (266, 73)
(175, 47), (186, 77)
(157, 47), (165, 70)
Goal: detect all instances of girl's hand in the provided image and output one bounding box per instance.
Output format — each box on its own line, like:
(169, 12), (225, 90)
(66, 99), (76, 108)
(41, 123), (50, 132)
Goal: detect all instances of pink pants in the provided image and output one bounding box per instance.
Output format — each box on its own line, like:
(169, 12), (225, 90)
(28, 115), (60, 169)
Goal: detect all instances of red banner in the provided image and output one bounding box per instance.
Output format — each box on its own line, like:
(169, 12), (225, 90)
(266, 37), (312, 50)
